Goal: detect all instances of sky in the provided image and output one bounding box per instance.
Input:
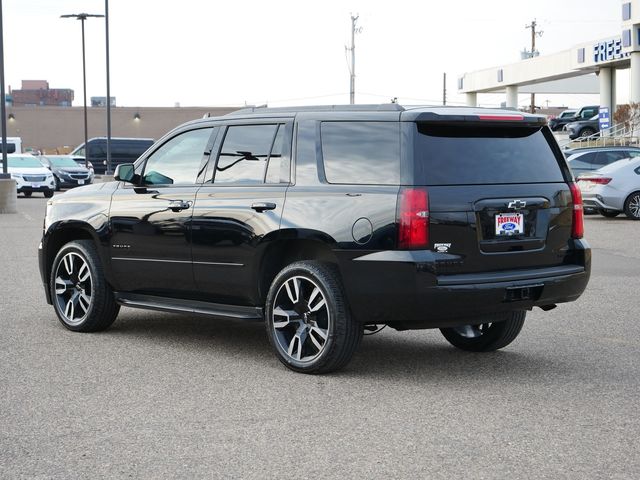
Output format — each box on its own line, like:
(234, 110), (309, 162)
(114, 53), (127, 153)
(1, 0), (624, 109)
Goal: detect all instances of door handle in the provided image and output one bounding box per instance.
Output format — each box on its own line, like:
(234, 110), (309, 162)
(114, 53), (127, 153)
(168, 200), (192, 212)
(251, 202), (277, 212)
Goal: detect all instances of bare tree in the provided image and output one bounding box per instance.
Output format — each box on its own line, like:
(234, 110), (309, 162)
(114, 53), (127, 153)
(614, 103), (640, 140)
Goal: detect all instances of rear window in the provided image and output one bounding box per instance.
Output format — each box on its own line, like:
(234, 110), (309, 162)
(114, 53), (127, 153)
(321, 121), (400, 185)
(413, 124), (564, 185)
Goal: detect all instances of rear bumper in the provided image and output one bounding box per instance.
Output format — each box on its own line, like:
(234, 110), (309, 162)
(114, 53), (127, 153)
(341, 240), (591, 328)
(582, 193), (622, 212)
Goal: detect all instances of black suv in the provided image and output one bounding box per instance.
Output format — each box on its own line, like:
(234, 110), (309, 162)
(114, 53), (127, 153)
(39, 105), (591, 374)
(71, 137), (154, 175)
(548, 105), (599, 132)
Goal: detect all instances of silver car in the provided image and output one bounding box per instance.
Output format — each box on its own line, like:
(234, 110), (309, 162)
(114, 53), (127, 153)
(578, 157), (640, 219)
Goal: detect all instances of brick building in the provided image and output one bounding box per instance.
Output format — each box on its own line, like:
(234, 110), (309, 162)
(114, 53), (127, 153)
(10, 80), (74, 107)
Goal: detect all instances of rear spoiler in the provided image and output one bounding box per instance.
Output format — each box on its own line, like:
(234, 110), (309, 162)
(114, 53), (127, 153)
(407, 112), (547, 127)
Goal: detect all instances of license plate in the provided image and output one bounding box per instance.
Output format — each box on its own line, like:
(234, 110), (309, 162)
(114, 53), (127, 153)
(78, 179), (85, 185)
(31, 184), (41, 188)
(495, 213), (524, 236)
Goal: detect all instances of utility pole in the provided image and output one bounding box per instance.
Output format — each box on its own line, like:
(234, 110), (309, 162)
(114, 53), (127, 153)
(443, 72), (447, 106)
(525, 19), (543, 114)
(347, 14), (360, 105)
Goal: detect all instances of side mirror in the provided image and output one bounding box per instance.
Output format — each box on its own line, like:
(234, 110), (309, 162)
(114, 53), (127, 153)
(114, 163), (135, 183)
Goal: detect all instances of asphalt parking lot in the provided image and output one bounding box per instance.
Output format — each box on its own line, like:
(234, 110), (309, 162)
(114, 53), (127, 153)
(1, 194), (639, 479)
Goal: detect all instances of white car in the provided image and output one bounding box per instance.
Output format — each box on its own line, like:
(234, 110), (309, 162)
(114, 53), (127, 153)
(578, 156), (640, 219)
(8, 154), (56, 198)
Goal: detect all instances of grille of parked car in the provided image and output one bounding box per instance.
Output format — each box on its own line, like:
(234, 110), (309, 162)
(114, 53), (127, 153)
(24, 175), (46, 182)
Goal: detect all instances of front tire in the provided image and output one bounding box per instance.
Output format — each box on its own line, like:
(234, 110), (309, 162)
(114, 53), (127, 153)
(624, 191), (640, 220)
(579, 127), (596, 138)
(44, 190), (54, 198)
(50, 240), (120, 332)
(440, 311), (526, 352)
(265, 261), (362, 374)
(23, 191), (32, 197)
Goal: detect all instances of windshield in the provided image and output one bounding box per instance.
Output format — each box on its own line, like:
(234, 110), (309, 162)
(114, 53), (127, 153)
(8, 156), (43, 168)
(72, 146), (85, 157)
(48, 157), (82, 167)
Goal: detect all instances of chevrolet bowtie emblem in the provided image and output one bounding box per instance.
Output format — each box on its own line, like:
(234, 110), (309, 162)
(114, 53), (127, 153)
(507, 200), (527, 209)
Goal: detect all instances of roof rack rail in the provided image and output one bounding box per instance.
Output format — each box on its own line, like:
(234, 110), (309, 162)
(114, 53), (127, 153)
(226, 103), (406, 116)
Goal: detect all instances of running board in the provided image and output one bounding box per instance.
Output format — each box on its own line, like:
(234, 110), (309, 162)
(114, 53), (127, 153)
(114, 292), (263, 321)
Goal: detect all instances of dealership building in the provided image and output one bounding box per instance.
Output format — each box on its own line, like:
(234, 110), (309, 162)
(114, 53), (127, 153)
(458, 0), (640, 120)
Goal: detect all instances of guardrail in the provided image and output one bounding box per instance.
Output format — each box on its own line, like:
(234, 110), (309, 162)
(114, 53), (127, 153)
(557, 122), (639, 150)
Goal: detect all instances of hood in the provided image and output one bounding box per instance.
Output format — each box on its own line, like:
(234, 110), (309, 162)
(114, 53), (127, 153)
(51, 166), (91, 174)
(8, 166), (52, 175)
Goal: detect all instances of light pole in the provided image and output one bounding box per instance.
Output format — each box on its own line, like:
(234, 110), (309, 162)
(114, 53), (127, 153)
(61, 13), (104, 169)
(0, 0), (16, 214)
(105, 0), (112, 175)
(1, 0), (9, 177)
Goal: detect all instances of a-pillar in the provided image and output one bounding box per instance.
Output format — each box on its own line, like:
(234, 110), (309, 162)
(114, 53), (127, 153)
(466, 92), (477, 107)
(506, 86), (518, 110)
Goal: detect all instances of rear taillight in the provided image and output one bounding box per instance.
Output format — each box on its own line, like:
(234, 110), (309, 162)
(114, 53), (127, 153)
(478, 114), (524, 121)
(569, 183), (584, 239)
(578, 177), (612, 185)
(398, 187), (429, 249)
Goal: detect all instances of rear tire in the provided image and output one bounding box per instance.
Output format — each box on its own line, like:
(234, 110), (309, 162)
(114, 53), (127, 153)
(599, 209), (620, 218)
(50, 240), (119, 332)
(440, 311), (526, 352)
(265, 261), (363, 374)
(624, 191), (640, 220)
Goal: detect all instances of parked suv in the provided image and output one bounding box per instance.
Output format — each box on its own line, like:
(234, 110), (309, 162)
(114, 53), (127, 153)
(548, 105), (599, 131)
(70, 137), (154, 175)
(40, 155), (94, 190)
(9, 154), (55, 197)
(39, 105), (591, 373)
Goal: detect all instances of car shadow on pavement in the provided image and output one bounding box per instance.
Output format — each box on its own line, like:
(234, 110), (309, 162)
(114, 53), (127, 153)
(105, 310), (565, 382)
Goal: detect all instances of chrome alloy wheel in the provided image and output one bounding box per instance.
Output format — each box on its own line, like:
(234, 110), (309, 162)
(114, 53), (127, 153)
(628, 193), (640, 218)
(271, 276), (330, 363)
(54, 252), (93, 326)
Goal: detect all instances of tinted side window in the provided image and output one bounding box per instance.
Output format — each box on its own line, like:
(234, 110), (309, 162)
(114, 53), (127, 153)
(143, 128), (213, 185)
(580, 109), (597, 119)
(568, 152), (596, 170)
(321, 122), (400, 185)
(594, 151), (627, 166)
(265, 125), (290, 184)
(88, 142), (106, 158)
(413, 125), (564, 185)
(214, 124), (278, 185)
